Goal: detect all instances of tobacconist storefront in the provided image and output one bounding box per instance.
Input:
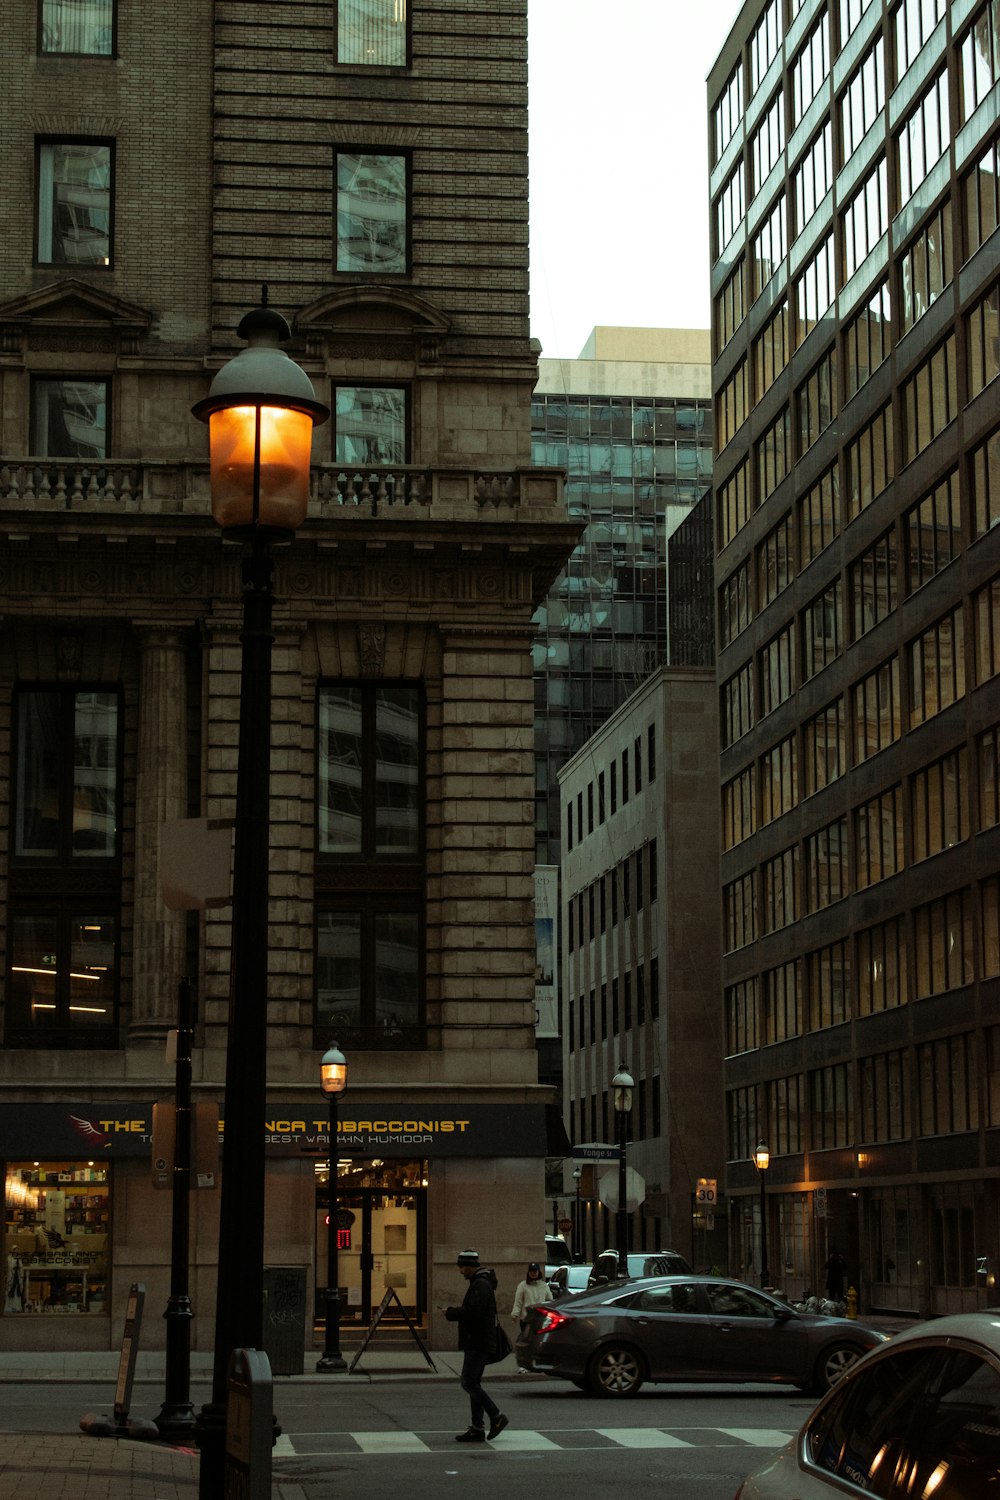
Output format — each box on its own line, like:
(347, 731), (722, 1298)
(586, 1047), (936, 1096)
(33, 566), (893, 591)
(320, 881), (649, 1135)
(1, 1099), (563, 1351)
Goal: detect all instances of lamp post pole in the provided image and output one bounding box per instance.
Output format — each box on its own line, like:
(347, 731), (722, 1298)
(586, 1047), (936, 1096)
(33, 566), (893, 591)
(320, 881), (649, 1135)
(191, 295), (328, 1498)
(754, 1141), (770, 1290)
(317, 1043), (347, 1373)
(611, 1063), (634, 1261)
(155, 976), (196, 1441)
(573, 1167), (583, 1262)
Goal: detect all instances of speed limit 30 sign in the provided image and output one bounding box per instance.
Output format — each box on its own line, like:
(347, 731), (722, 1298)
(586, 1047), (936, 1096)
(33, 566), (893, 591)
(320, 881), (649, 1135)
(696, 1177), (718, 1206)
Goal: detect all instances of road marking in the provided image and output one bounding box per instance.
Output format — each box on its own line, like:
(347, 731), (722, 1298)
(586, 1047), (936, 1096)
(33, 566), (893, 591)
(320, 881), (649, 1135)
(720, 1428), (795, 1446)
(489, 1429), (561, 1450)
(273, 1434), (296, 1455)
(596, 1428), (694, 1448)
(352, 1431), (431, 1452)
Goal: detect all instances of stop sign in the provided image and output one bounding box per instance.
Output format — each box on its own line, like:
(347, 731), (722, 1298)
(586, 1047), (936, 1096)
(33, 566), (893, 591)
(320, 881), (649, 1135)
(558, 1217), (573, 1234)
(597, 1167), (645, 1214)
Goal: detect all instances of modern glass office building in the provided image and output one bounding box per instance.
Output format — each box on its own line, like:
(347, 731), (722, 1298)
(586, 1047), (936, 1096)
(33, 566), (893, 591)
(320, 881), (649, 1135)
(531, 330), (714, 867)
(710, 0), (1000, 1314)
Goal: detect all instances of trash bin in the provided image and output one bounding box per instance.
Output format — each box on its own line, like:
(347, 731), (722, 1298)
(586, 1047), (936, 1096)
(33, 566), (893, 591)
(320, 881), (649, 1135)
(262, 1266), (307, 1376)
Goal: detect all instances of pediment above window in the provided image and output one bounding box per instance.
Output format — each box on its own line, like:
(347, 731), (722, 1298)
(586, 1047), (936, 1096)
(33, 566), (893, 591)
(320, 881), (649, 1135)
(295, 286), (450, 364)
(0, 279), (152, 357)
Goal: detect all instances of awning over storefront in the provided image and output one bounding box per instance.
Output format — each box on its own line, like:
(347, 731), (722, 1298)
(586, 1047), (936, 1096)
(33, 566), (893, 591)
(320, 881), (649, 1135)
(0, 1101), (557, 1159)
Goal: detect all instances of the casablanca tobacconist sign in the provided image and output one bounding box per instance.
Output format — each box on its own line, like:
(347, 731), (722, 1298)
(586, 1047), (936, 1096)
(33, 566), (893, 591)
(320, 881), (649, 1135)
(0, 1103), (558, 1159)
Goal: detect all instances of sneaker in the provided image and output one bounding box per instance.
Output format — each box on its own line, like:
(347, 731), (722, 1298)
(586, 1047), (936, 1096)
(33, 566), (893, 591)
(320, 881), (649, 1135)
(455, 1427), (486, 1443)
(487, 1414), (509, 1441)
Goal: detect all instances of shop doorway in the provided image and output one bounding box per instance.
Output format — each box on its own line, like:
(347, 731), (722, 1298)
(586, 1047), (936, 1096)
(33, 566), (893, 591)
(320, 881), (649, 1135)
(315, 1157), (426, 1330)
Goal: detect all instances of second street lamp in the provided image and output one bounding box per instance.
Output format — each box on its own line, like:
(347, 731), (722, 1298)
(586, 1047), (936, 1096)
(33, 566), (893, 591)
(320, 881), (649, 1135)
(754, 1140), (770, 1290)
(611, 1062), (634, 1260)
(191, 293), (328, 1497)
(318, 1043), (348, 1373)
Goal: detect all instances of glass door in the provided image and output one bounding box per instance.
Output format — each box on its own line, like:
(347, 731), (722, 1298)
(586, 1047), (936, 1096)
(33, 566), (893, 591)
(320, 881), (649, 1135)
(315, 1157), (426, 1328)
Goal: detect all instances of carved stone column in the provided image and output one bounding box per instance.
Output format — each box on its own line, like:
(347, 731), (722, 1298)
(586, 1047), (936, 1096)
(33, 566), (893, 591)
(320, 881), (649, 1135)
(130, 626), (189, 1042)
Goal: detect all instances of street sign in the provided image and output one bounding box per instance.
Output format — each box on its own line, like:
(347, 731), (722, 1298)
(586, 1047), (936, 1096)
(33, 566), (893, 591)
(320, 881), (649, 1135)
(558, 1217), (573, 1234)
(597, 1167), (645, 1214)
(572, 1142), (620, 1161)
(696, 1177), (718, 1207)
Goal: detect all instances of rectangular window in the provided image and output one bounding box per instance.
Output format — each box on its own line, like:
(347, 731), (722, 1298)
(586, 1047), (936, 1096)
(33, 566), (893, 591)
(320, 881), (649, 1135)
(855, 784), (904, 888)
(844, 282), (891, 399)
(857, 915), (907, 1014)
(716, 360), (748, 452)
(751, 91), (785, 195)
(974, 574), (1000, 684)
(795, 233), (835, 345)
(840, 35), (885, 163)
(715, 258), (747, 355)
(762, 960), (802, 1042)
(840, 0), (877, 47)
(793, 120), (833, 236)
(799, 464), (840, 564)
(967, 278), (1000, 401)
(318, 683), (420, 857)
(753, 300), (790, 404)
(846, 403), (893, 519)
(960, 5), (1000, 122)
(760, 733), (797, 824)
(905, 471), (960, 594)
(31, 377), (108, 461)
(751, 194), (787, 299)
(334, 385), (407, 465)
(978, 727), (1000, 830)
(760, 621), (795, 715)
(850, 529), (897, 640)
(7, 913), (117, 1045)
(803, 697), (845, 796)
(853, 656), (901, 763)
(14, 689), (118, 861)
(722, 767), (756, 850)
(763, 848), (799, 934)
(809, 1064), (852, 1149)
(894, 0), (947, 79)
(756, 405), (791, 502)
(972, 427), (1000, 540)
(40, 0), (114, 53)
(792, 14), (830, 127)
(859, 1050), (908, 1141)
(897, 72), (950, 207)
(37, 140), (112, 265)
(750, 0), (783, 93)
(727, 1086), (760, 1163)
(757, 512), (794, 608)
(911, 746), (968, 863)
(802, 577), (844, 680)
(336, 150), (407, 273)
(726, 977), (759, 1055)
(317, 908), (420, 1040)
(3, 1161), (111, 1315)
(337, 0), (407, 66)
(713, 62), (744, 163)
(796, 346), (838, 456)
(913, 889), (974, 998)
(719, 560), (751, 649)
(919, 1035), (979, 1133)
(908, 606), (966, 727)
(647, 725), (656, 782)
(768, 1075), (804, 1154)
(804, 817), (848, 911)
(724, 872), (757, 952)
(719, 460), (751, 549)
(806, 940), (850, 1030)
(841, 157), (888, 281)
(900, 199), (953, 335)
(715, 161), (746, 257)
(964, 136), (1000, 261)
(721, 661), (755, 746)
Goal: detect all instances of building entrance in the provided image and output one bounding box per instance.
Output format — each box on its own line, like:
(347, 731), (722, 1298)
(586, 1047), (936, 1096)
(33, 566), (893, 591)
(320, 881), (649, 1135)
(315, 1157), (426, 1328)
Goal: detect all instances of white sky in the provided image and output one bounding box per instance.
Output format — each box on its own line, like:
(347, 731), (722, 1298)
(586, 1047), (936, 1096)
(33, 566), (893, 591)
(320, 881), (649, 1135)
(528, 0), (748, 358)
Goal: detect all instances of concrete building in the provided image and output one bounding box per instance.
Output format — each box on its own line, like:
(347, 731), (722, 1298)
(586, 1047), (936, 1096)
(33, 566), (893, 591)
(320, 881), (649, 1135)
(710, 0), (1000, 1312)
(0, 0), (578, 1353)
(558, 664), (725, 1268)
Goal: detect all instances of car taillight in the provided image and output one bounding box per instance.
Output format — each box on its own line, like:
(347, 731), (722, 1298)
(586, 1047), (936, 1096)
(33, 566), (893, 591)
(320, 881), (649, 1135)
(537, 1307), (571, 1333)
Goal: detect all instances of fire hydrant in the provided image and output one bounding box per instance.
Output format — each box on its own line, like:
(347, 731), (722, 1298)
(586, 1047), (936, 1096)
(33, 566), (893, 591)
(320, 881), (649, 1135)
(846, 1285), (858, 1320)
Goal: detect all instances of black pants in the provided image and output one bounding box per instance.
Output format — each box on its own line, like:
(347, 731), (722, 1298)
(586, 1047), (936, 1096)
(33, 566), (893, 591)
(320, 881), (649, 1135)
(460, 1349), (500, 1429)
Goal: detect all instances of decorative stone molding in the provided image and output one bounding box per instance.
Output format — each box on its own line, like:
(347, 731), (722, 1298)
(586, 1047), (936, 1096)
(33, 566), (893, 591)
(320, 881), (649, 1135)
(0, 279), (152, 360)
(358, 622), (387, 676)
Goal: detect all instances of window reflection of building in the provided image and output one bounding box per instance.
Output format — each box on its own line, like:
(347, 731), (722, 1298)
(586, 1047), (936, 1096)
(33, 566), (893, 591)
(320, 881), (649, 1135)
(36, 142), (112, 265)
(334, 385), (406, 465)
(335, 152), (407, 273)
(336, 0), (407, 67)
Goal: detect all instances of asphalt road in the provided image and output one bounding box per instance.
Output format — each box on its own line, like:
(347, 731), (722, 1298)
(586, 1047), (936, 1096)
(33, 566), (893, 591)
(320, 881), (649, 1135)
(2, 1377), (817, 1500)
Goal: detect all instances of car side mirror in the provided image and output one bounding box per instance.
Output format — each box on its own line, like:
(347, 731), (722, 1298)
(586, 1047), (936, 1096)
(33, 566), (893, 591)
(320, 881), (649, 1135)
(773, 1305), (793, 1323)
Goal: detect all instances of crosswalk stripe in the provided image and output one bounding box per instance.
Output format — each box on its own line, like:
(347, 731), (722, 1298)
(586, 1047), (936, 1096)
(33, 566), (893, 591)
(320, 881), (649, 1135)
(720, 1428), (795, 1447)
(489, 1429), (561, 1450)
(272, 1434), (296, 1455)
(352, 1431), (431, 1453)
(596, 1428), (694, 1448)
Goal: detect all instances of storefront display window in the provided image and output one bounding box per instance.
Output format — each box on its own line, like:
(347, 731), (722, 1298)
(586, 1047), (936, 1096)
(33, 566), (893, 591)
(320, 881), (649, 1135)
(3, 1161), (109, 1314)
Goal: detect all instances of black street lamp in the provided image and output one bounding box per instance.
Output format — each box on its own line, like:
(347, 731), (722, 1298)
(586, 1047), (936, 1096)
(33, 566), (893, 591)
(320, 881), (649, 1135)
(191, 293), (328, 1498)
(754, 1140), (770, 1289)
(611, 1062), (634, 1260)
(572, 1166), (583, 1263)
(317, 1042), (348, 1373)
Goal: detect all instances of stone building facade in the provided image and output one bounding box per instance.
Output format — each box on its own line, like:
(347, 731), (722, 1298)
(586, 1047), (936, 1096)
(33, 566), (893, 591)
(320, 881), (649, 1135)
(0, 0), (577, 1352)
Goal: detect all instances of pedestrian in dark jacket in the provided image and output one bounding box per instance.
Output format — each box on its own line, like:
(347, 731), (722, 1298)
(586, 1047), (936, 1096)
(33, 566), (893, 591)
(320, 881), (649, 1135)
(439, 1248), (509, 1443)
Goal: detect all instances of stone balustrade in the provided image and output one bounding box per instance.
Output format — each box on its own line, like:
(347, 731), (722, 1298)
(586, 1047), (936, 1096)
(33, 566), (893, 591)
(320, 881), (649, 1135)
(0, 459), (564, 521)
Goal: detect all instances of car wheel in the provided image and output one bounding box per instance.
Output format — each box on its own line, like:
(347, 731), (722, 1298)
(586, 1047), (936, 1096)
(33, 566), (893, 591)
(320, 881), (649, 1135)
(813, 1342), (864, 1393)
(587, 1344), (646, 1396)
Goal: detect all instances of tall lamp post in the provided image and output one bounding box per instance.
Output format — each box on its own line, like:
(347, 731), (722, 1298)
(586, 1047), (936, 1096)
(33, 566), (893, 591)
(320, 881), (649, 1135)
(192, 294), (328, 1497)
(317, 1043), (348, 1372)
(573, 1166), (583, 1263)
(754, 1140), (770, 1289)
(612, 1062), (634, 1260)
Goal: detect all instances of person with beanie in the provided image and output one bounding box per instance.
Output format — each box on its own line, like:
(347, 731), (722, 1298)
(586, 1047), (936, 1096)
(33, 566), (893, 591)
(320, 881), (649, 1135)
(439, 1248), (509, 1443)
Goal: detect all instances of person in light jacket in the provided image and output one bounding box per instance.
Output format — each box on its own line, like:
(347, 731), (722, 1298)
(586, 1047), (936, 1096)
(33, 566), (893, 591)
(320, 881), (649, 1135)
(511, 1262), (552, 1337)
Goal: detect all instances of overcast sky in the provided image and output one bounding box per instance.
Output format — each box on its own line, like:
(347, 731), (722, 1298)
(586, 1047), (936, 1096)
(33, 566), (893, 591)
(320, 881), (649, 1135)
(528, 0), (747, 358)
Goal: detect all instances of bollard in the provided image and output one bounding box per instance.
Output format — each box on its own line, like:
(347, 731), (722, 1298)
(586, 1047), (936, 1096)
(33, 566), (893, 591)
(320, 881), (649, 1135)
(846, 1285), (858, 1320)
(225, 1348), (272, 1500)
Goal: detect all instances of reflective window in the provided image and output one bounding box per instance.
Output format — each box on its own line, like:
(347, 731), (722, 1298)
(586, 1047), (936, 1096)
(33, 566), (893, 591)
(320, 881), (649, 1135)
(4, 1162), (111, 1315)
(839, 0), (877, 49)
(722, 661), (755, 747)
(763, 965), (802, 1043)
(726, 977), (760, 1054)
(967, 278), (1000, 400)
(36, 140), (111, 265)
(756, 405), (791, 501)
(318, 684), (420, 857)
(716, 360), (748, 452)
(14, 690), (118, 861)
(793, 119), (833, 235)
(31, 377), (107, 460)
(713, 62), (744, 162)
(894, 0), (946, 79)
(899, 198), (953, 334)
(334, 385), (407, 465)
(795, 232), (835, 344)
(807, 939), (850, 1029)
(719, 559), (751, 649)
(753, 299), (789, 402)
(725, 872), (758, 953)
(960, 4), (1000, 123)
(854, 657), (901, 763)
(336, 151), (407, 273)
(844, 281), (891, 398)
(840, 36), (884, 165)
(760, 733), (798, 824)
(751, 90), (785, 194)
(914, 893), (973, 996)
(796, 346), (838, 455)
(715, 161), (746, 257)
(40, 0), (114, 53)
(857, 914), (907, 1013)
(760, 621), (795, 714)
(751, 194), (786, 299)
(855, 785), (904, 888)
(799, 464), (841, 564)
(719, 460), (751, 549)
(841, 156), (888, 281)
(715, 258), (746, 354)
(963, 134), (1000, 261)
(908, 605), (966, 727)
(317, 909), (420, 1037)
(809, 1060), (852, 1144)
(757, 512), (794, 608)
(846, 403), (893, 518)
(919, 1030), (978, 1127)
(905, 470), (960, 593)
(972, 427), (1000, 539)
(722, 765), (755, 848)
(981, 726), (1000, 829)
(7, 915), (116, 1042)
(763, 847), (798, 934)
(897, 72), (949, 207)
(750, 0), (782, 94)
(850, 529), (898, 640)
(975, 574), (1000, 684)
(792, 13), (830, 127)
(802, 578), (844, 680)
(901, 334), (958, 463)
(912, 747), (968, 863)
(859, 1050), (907, 1139)
(337, 0), (407, 66)
(803, 697), (846, 796)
